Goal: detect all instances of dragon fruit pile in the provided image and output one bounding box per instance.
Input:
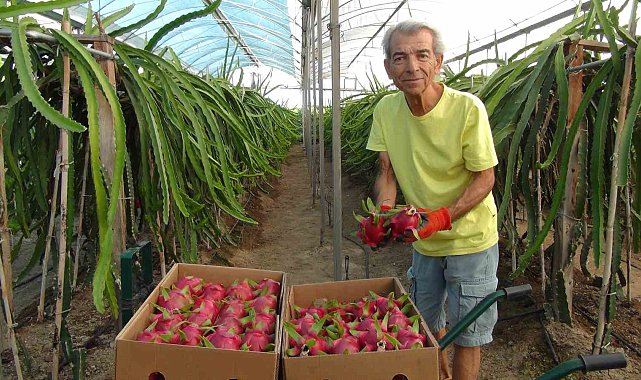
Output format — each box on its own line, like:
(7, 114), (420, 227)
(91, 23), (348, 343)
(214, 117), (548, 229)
(354, 198), (422, 248)
(285, 291), (426, 356)
(136, 275), (281, 352)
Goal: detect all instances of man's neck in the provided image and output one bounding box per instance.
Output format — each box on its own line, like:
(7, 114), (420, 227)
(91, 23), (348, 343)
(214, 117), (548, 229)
(405, 82), (444, 116)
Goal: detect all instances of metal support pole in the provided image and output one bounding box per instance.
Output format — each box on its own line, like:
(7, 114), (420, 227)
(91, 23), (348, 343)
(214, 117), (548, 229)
(330, 0), (343, 280)
(301, 8), (310, 168)
(317, 0), (326, 244)
(310, 1), (318, 205)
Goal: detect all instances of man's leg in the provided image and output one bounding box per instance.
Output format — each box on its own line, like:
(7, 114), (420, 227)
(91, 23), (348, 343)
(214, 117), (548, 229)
(408, 251), (448, 379)
(453, 344), (480, 380)
(444, 244), (500, 380)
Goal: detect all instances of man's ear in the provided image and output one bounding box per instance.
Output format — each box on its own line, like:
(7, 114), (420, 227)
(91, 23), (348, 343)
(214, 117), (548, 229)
(384, 59), (392, 78)
(434, 54), (443, 73)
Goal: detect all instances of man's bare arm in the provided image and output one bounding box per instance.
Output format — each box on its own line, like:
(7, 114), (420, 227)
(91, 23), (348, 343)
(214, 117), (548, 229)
(447, 167), (495, 221)
(374, 152), (397, 207)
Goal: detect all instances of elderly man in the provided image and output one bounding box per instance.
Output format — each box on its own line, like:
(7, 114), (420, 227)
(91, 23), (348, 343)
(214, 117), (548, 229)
(366, 20), (499, 380)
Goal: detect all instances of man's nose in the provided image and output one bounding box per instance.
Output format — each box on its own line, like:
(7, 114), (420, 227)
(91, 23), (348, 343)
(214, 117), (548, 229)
(405, 56), (419, 72)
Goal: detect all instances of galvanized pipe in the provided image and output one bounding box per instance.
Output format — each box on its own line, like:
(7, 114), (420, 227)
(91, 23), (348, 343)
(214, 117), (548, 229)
(310, 1), (318, 205)
(330, 0), (343, 280)
(317, 0), (326, 243)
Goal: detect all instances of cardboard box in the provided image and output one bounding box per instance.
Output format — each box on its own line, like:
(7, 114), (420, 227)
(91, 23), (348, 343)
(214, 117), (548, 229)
(115, 263), (287, 380)
(282, 277), (439, 380)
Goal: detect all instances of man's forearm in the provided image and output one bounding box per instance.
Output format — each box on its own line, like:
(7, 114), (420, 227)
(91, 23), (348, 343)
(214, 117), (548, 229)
(374, 152), (397, 207)
(374, 174), (397, 207)
(447, 168), (495, 221)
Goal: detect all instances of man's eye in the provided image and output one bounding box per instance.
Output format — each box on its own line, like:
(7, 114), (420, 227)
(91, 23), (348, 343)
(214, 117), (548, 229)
(419, 54), (430, 60)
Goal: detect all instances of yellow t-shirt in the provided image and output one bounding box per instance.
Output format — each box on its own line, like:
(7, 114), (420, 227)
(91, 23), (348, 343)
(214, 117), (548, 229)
(366, 85), (499, 256)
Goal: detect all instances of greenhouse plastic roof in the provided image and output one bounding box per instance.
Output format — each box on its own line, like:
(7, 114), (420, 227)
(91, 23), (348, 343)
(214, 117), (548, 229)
(85, 0), (295, 76)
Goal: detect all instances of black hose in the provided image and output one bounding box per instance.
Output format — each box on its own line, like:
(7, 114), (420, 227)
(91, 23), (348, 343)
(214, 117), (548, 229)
(575, 304), (641, 357)
(540, 311), (561, 365)
(498, 308), (544, 322)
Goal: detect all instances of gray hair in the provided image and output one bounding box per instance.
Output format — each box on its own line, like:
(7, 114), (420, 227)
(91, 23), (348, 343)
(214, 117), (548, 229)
(382, 20), (445, 59)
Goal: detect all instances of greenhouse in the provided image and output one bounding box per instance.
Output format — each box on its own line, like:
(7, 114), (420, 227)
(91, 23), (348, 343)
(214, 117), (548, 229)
(0, 0), (640, 378)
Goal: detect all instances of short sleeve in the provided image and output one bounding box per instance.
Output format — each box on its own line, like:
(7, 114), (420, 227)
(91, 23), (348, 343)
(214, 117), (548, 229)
(366, 103), (387, 152)
(462, 97), (498, 171)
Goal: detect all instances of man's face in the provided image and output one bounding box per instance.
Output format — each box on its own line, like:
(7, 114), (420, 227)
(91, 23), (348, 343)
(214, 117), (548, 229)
(384, 29), (443, 97)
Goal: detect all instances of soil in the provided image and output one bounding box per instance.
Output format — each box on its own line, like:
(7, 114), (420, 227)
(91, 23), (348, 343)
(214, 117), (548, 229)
(4, 144), (641, 379)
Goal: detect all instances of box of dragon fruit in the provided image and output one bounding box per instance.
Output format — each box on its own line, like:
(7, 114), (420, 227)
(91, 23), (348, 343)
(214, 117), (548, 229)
(115, 263), (287, 380)
(282, 277), (439, 380)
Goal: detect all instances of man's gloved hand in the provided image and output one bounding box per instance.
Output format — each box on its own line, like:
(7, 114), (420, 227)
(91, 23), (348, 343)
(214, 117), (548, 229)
(403, 207), (452, 242)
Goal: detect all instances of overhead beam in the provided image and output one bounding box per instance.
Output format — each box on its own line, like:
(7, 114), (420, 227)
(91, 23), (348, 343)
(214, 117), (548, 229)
(445, 1), (591, 63)
(205, 0), (260, 66)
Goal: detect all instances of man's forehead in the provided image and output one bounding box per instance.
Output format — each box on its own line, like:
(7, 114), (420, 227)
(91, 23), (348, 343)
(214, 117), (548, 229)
(389, 30), (435, 51)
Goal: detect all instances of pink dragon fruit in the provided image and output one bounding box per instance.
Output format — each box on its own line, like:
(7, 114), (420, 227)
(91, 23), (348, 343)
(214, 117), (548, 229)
(254, 278), (281, 296)
(149, 312), (184, 332)
(174, 275), (205, 296)
(248, 294), (277, 313)
(201, 283), (226, 302)
(356, 214), (388, 248)
(156, 287), (193, 312)
(179, 323), (204, 346)
(207, 330), (242, 350)
(218, 299), (248, 320)
(241, 330), (275, 352)
(396, 328), (426, 349)
(225, 280), (256, 301)
(330, 336), (360, 354)
(301, 336), (329, 356)
(388, 207), (421, 239)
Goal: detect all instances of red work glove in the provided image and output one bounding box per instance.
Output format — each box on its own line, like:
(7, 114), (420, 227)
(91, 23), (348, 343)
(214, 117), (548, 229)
(403, 207), (452, 242)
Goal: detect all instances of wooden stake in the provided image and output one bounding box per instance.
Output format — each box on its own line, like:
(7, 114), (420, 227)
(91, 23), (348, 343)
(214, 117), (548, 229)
(593, 1), (637, 353)
(0, 69), (23, 380)
(624, 184), (632, 301)
(37, 151), (61, 322)
(51, 16), (71, 379)
(72, 143), (89, 290)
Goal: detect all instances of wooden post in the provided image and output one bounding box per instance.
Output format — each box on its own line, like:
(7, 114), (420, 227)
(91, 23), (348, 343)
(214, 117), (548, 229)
(94, 37), (126, 270)
(51, 16), (71, 380)
(72, 144), (90, 290)
(552, 42), (583, 323)
(38, 152), (61, 322)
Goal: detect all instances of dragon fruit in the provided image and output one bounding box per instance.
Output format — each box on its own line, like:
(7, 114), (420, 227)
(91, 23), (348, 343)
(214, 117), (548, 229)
(255, 278), (281, 296)
(356, 214), (388, 248)
(354, 198), (392, 248)
(136, 330), (165, 343)
(179, 323), (204, 346)
(207, 330), (242, 350)
(201, 283), (226, 302)
(218, 299), (248, 320)
(174, 275), (205, 296)
(241, 311), (276, 334)
(156, 287), (193, 312)
(301, 336), (329, 356)
(249, 295), (277, 313)
(330, 336), (360, 354)
(191, 298), (220, 319)
(225, 280), (256, 301)
(241, 330), (275, 352)
(396, 328), (426, 349)
(388, 207), (421, 239)
(149, 312), (184, 333)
